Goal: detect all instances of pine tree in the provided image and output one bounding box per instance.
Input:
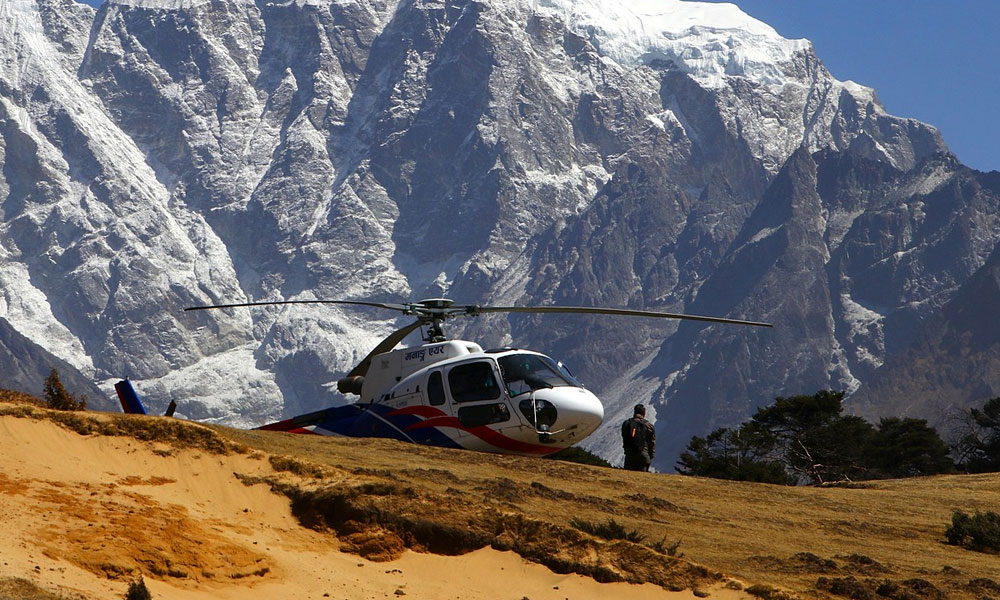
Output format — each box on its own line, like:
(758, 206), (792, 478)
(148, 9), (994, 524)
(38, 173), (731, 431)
(955, 397), (1000, 473)
(678, 390), (954, 484)
(676, 423), (795, 485)
(43, 368), (87, 411)
(869, 417), (954, 477)
(751, 391), (874, 484)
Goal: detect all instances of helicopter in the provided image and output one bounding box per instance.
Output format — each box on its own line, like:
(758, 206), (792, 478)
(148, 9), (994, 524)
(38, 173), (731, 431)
(159, 298), (771, 457)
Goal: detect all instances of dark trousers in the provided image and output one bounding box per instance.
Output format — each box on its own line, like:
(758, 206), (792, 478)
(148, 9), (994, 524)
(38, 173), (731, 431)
(624, 451), (651, 472)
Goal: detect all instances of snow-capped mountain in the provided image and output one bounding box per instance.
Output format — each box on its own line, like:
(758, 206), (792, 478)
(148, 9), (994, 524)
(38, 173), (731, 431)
(2, 0), (996, 468)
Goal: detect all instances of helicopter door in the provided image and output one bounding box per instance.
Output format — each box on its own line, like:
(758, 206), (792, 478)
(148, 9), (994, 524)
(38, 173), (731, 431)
(445, 361), (517, 436)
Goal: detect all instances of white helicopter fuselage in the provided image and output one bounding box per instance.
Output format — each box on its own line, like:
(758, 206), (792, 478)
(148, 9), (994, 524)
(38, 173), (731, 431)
(263, 340), (605, 456)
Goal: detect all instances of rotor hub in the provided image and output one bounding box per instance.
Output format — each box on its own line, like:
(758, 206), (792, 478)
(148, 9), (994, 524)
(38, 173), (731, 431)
(416, 298), (454, 309)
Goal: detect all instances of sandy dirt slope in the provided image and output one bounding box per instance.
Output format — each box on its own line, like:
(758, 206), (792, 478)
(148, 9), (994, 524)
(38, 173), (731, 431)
(1, 399), (998, 600)
(0, 406), (745, 600)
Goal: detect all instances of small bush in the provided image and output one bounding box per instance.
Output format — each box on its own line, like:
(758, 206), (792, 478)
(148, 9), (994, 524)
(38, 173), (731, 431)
(816, 576), (873, 600)
(0, 577), (67, 600)
(745, 584), (794, 600)
(569, 517), (644, 543)
(0, 389), (44, 406)
(269, 455), (326, 478)
(945, 510), (1000, 553)
(125, 576), (152, 600)
(648, 537), (683, 556)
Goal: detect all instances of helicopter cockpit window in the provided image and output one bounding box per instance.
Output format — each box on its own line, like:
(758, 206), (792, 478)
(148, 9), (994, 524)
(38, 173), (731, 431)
(427, 371), (445, 406)
(447, 362), (501, 403)
(498, 354), (576, 397)
(555, 360), (583, 388)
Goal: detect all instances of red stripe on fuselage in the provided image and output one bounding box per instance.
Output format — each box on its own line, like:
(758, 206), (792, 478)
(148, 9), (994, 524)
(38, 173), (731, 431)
(258, 421), (320, 435)
(390, 406), (554, 455)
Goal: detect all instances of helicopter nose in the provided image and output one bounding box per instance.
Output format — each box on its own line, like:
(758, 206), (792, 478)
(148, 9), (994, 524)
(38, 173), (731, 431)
(542, 387), (604, 438)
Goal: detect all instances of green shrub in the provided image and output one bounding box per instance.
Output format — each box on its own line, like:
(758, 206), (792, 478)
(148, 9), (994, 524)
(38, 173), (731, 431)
(569, 517), (644, 543)
(124, 576), (152, 600)
(945, 510), (1000, 553)
(647, 537), (682, 556)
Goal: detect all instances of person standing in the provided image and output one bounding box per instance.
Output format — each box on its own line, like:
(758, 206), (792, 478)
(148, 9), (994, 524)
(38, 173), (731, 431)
(621, 404), (655, 471)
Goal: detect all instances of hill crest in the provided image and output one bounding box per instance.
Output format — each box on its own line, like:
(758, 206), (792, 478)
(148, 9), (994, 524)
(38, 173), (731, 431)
(1, 398), (997, 599)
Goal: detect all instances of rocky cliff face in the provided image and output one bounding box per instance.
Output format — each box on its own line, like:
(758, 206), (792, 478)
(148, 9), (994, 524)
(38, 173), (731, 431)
(851, 171), (1000, 426)
(1, 0), (995, 466)
(0, 316), (108, 405)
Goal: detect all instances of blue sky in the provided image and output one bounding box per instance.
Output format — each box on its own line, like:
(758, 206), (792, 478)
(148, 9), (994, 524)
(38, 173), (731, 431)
(704, 0), (999, 172)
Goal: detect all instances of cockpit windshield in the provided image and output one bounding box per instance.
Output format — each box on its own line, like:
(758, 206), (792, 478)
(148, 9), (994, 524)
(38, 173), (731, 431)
(498, 353), (579, 397)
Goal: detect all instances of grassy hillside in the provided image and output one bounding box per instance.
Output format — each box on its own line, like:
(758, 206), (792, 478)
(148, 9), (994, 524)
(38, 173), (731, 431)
(1, 396), (997, 599)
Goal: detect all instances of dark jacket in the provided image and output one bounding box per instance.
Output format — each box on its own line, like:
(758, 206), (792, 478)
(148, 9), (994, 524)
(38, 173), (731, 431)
(621, 416), (655, 458)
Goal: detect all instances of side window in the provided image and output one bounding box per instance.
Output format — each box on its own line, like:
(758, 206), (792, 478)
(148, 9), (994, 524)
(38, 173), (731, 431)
(458, 403), (511, 428)
(448, 361), (500, 403)
(428, 371), (445, 406)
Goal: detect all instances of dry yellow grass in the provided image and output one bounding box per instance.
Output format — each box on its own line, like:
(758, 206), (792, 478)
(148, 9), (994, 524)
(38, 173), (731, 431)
(220, 427), (1000, 599)
(0, 577), (72, 600)
(1, 395), (998, 600)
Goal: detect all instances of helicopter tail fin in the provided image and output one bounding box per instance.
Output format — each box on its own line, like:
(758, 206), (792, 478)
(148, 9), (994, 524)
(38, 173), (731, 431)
(115, 379), (147, 415)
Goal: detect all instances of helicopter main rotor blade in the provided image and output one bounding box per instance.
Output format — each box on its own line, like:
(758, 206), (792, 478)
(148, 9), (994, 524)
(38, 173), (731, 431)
(472, 305), (772, 328)
(346, 319), (424, 379)
(185, 299), (425, 380)
(184, 299), (410, 312)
